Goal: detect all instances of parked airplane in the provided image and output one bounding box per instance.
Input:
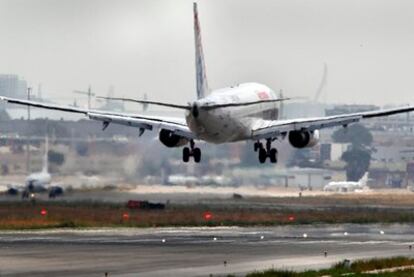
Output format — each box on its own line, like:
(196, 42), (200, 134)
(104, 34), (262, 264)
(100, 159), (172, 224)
(5, 137), (64, 198)
(2, 3), (414, 164)
(24, 137), (51, 195)
(323, 172), (369, 193)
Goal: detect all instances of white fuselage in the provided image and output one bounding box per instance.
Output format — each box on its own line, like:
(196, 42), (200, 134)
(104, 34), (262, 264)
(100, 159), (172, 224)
(26, 171), (51, 191)
(323, 181), (365, 192)
(186, 83), (279, 143)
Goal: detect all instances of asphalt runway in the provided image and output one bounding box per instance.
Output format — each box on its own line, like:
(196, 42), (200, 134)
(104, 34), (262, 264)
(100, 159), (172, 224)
(1, 224), (414, 277)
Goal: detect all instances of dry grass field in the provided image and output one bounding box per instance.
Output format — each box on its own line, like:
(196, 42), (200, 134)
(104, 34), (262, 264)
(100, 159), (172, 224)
(1, 192), (414, 229)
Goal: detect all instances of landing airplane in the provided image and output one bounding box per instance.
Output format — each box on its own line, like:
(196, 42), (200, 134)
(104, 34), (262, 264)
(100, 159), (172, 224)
(2, 3), (414, 164)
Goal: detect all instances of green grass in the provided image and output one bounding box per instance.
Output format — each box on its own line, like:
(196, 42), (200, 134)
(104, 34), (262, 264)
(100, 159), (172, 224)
(245, 257), (414, 277)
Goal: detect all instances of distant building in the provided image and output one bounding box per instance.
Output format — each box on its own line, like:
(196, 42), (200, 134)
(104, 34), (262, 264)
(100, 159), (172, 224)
(283, 102), (328, 119)
(0, 74), (27, 99)
(325, 104), (379, 116)
(369, 167), (405, 188)
(97, 100), (125, 112)
(320, 144), (331, 161)
(372, 146), (414, 163)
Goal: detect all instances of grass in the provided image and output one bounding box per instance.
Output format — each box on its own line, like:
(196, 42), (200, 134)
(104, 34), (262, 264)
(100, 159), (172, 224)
(0, 193), (414, 229)
(245, 257), (414, 277)
(1, 195), (414, 229)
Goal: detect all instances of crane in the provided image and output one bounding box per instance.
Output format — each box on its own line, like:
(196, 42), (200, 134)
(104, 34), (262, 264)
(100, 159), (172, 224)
(73, 86), (95, 109)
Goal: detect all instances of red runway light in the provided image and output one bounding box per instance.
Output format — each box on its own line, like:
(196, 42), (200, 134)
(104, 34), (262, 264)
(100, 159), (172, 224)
(203, 211), (213, 220)
(40, 209), (48, 216)
(288, 215), (295, 221)
(122, 213), (130, 220)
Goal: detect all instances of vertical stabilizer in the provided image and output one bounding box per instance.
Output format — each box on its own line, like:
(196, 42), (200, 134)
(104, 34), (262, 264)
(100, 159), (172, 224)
(314, 63), (327, 102)
(193, 2), (209, 99)
(359, 172), (369, 187)
(42, 136), (49, 174)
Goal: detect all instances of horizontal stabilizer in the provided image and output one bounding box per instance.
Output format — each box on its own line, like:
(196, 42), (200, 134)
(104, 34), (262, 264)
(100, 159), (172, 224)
(97, 96), (295, 111)
(201, 98), (294, 110)
(96, 96), (191, 110)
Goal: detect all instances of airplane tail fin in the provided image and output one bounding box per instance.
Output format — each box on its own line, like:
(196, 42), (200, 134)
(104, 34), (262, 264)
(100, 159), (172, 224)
(314, 63), (327, 102)
(42, 136), (49, 174)
(359, 172), (369, 187)
(194, 2), (209, 99)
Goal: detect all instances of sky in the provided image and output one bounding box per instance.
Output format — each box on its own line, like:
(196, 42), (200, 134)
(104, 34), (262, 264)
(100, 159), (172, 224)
(0, 0), (414, 107)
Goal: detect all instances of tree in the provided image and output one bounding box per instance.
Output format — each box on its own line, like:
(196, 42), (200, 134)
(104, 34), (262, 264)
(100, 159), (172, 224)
(341, 147), (371, 181)
(332, 124), (373, 147)
(332, 124), (373, 181)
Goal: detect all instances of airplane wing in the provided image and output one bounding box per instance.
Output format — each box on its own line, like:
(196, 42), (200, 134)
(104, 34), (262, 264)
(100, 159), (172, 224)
(252, 105), (414, 140)
(0, 96), (196, 139)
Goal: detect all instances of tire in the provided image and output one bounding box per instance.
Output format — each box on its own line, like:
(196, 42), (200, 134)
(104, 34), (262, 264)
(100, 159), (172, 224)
(193, 148), (201, 163)
(269, 148), (278, 163)
(254, 142), (260, 152)
(183, 147), (190, 162)
(258, 148), (267, 163)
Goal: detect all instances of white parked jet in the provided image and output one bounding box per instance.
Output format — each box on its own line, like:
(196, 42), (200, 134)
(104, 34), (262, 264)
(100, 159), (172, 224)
(323, 172), (369, 193)
(2, 3), (414, 164)
(25, 137), (51, 193)
(5, 137), (51, 195)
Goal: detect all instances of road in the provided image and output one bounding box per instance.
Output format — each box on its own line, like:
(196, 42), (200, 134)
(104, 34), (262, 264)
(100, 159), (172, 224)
(1, 224), (414, 276)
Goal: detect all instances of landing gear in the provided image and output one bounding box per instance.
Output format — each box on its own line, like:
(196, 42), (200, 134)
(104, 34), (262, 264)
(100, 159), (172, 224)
(269, 148), (277, 163)
(255, 139), (278, 164)
(183, 140), (201, 163)
(183, 147), (190, 163)
(258, 148), (267, 163)
(254, 141), (261, 152)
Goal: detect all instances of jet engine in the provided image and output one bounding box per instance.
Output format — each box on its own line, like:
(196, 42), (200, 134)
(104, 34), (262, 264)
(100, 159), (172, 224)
(159, 129), (189, 148)
(288, 130), (320, 148)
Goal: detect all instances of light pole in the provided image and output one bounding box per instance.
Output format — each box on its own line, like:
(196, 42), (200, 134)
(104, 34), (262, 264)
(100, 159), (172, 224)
(26, 87), (32, 173)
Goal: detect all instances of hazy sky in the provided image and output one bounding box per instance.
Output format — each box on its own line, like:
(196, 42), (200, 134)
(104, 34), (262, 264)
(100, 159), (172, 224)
(1, 0), (414, 107)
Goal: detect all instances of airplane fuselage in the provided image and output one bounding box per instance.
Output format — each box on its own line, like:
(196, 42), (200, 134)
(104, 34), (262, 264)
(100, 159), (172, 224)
(323, 181), (364, 192)
(26, 171), (51, 192)
(186, 82), (280, 143)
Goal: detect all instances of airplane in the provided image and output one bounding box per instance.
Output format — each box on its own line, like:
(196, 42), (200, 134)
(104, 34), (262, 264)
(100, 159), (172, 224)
(5, 137), (64, 198)
(323, 172), (369, 193)
(2, 3), (414, 164)
(24, 137), (51, 195)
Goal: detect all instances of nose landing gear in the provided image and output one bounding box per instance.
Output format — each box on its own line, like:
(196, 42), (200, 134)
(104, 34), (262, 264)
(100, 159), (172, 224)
(183, 140), (201, 163)
(254, 139), (277, 164)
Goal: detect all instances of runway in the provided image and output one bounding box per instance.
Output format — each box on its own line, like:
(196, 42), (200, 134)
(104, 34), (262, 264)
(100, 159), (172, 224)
(1, 224), (414, 277)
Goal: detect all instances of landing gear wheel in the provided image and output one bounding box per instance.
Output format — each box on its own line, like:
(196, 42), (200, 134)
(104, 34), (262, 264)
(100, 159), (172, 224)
(183, 147), (190, 163)
(183, 140), (202, 163)
(258, 148), (267, 163)
(193, 148), (201, 163)
(269, 148), (278, 163)
(254, 142), (262, 152)
(256, 139), (278, 164)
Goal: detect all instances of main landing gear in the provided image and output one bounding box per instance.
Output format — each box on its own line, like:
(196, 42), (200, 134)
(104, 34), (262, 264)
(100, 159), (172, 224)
(183, 140), (201, 163)
(254, 139), (277, 164)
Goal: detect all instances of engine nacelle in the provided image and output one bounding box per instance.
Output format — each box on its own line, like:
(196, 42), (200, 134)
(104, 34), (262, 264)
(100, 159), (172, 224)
(159, 129), (189, 148)
(288, 130), (320, 149)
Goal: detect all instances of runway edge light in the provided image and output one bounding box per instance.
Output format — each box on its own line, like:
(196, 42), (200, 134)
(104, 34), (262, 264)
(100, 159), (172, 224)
(40, 208), (48, 216)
